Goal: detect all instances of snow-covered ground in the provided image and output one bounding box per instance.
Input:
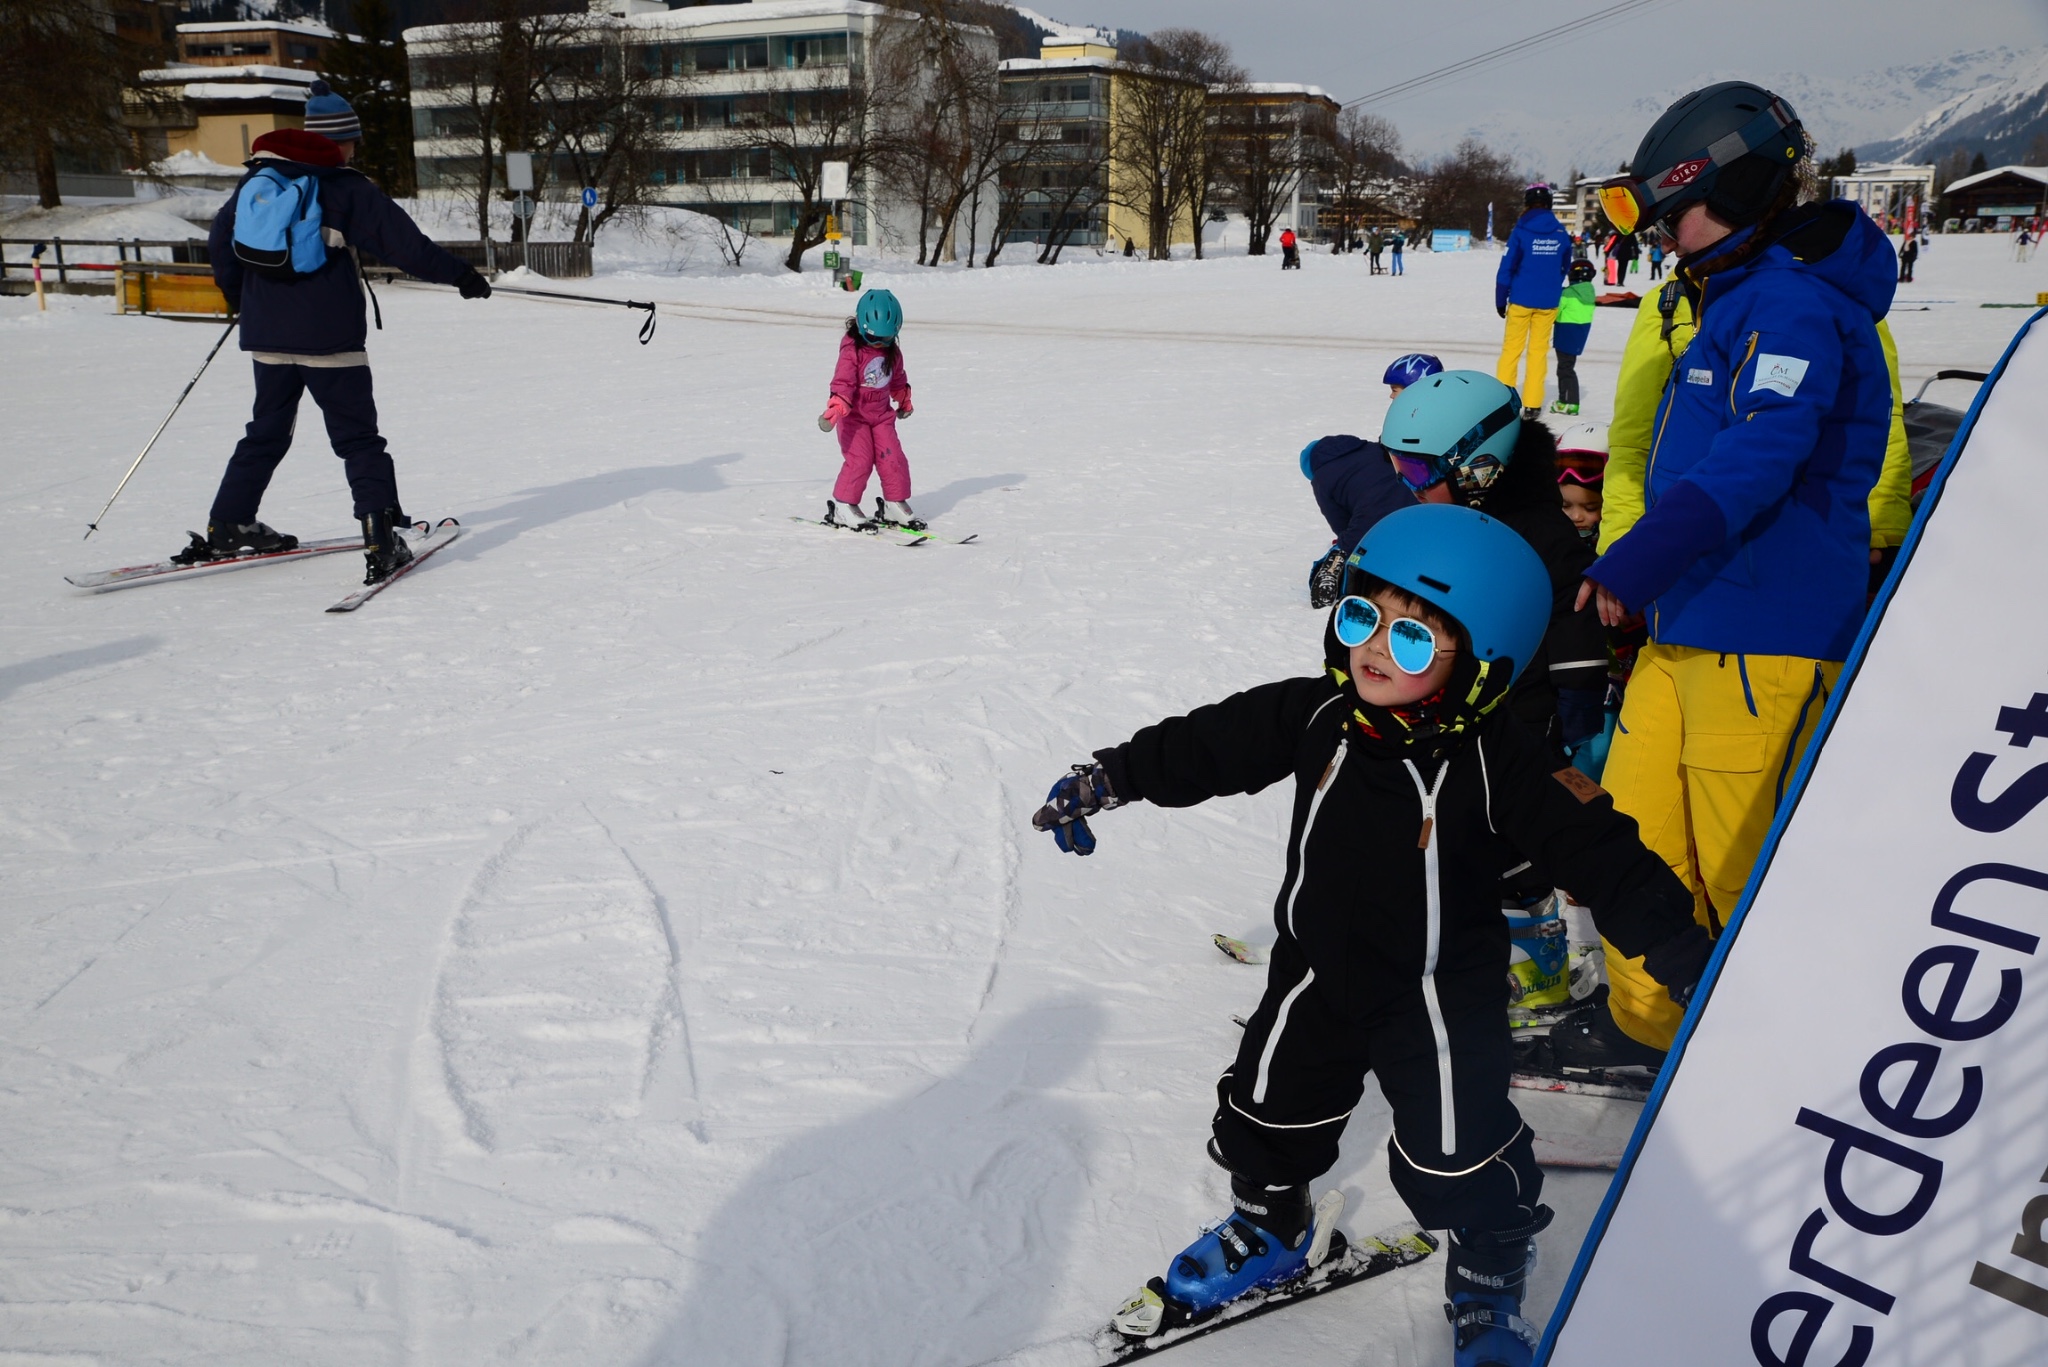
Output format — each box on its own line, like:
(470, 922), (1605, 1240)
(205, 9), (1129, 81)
(0, 233), (2030, 1366)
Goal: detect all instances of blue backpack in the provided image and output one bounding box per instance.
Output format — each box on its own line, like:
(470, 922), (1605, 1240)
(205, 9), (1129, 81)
(232, 166), (328, 278)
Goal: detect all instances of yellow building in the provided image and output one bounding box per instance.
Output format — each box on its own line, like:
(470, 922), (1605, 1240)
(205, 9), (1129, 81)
(998, 35), (1202, 256)
(127, 22), (337, 174)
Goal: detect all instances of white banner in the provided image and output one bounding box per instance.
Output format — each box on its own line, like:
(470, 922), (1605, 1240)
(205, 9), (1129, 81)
(1543, 310), (2048, 1366)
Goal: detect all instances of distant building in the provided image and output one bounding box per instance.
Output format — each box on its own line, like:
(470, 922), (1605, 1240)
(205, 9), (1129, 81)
(1938, 165), (2048, 229)
(405, 0), (995, 248)
(125, 20), (341, 181)
(1205, 84), (1339, 241)
(1831, 162), (1935, 228)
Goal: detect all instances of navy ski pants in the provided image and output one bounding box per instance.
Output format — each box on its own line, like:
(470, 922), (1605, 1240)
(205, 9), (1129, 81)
(209, 361), (398, 526)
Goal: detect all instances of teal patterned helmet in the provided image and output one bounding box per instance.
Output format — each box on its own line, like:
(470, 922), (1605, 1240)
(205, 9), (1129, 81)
(1380, 370), (1523, 498)
(854, 288), (901, 341)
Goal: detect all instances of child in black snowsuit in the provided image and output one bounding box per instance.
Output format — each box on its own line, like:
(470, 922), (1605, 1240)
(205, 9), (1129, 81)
(1036, 505), (1706, 1366)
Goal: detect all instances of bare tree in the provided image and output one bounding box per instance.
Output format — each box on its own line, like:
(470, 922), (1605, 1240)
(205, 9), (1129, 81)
(534, 16), (676, 245)
(1, 0), (161, 208)
(1321, 110), (1403, 250)
(1418, 135), (1523, 241)
(1214, 93), (1332, 256)
(1138, 30), (1240, 260)
(326, 0), (417, 197)
(1106, 30), (1214, 260)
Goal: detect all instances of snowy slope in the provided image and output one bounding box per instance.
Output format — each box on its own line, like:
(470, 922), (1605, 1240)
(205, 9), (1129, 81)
(1434, 46), (2041, 180)
(1861, 47), (2048, 164)
(0, 237), (2026, 1367)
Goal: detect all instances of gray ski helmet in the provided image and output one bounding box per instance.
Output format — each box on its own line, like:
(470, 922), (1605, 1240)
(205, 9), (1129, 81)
(1617, 81), (1805, 231)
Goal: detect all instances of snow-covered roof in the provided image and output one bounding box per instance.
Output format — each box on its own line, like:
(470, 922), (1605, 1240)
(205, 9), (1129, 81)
(140, 63), (319, 85)
(178, 82), (311, 103)
(1000, 56), (1117, 73)
(1233, 83), (1332, 98)
(409, 0), (889, 43)
(1943, 165), (2048, 194)
(178, 19), (337, 39)
(152, 149), (248, 177)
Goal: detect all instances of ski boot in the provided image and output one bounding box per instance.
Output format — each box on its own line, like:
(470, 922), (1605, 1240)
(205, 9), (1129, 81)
(1519, 406), (1542, 422)
(1548, 401), (1580, 416)
(1308, 545), (1345, 609)
(1111, 1178), (1325, 1339)
(1546, 996), (1668, 1073)
(173, 520), (300, 564)
(873, 497), (927, 531)
(822, 499), (874, 531)
(359, 507), (415, 585)
(1445, 1206), (1552, 1367)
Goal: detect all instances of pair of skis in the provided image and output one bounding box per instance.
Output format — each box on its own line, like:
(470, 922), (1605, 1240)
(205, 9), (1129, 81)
(66, 519), (463, 612)
(791, 499), (977, 547)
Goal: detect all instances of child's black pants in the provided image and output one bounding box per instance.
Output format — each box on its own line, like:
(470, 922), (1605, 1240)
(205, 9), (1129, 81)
(211, 361), (398, 525)
(1211, 936), (1542, 1235)
(1555, 351), (1580, 407)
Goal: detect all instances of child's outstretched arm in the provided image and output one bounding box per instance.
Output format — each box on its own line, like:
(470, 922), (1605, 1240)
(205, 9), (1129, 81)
(1484, 716), (1711, 1003)
(1030, 677), (1334, 858)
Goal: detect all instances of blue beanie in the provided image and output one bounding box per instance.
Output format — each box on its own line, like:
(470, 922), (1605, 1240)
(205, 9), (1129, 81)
(302, 80), (362, 144)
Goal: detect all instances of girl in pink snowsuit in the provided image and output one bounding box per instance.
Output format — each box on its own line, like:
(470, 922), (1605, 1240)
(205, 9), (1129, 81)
(818, 290), (920, 529)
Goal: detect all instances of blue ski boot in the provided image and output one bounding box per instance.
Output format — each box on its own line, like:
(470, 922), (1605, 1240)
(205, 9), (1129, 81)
(1445, 1205), (1553, 1367)
(1166, 1178), (1313, 1312)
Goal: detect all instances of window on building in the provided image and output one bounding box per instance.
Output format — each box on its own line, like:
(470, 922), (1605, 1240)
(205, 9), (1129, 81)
(739, 39), (767, 69)
(186, 44), (227, 56)
(287, 42), (319, 59)
(230, 42), (271, 56)
(692, 42), (730, 72)
(782, 33), (847, 68)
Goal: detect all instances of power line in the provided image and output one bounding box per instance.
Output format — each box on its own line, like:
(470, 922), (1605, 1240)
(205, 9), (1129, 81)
(1341, 0), (1669, 111)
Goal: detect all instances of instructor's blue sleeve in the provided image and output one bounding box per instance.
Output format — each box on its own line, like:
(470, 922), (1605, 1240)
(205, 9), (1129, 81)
(1586, 479), (1728, 612)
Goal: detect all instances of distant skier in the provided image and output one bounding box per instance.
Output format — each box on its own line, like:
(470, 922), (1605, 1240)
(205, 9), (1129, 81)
(1550, 260), (1597, 415)
(1368, 226), (1385, 274)
(192, 81), (491, 585)
(1897, 234), (1917, 282)
(817, 288), (920, 530)
(1647, 239), (1666, 280)
(1034, 504), (1706, 1367)
(1494, 184), (1572, 419)
(1389, 229), (1406, 275)
(1279, 226), (1300, 269)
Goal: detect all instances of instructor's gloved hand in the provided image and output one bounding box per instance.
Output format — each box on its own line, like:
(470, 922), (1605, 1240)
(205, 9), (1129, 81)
(1642, 923), (1713, 1009)
(457, 268), (492, 300)
(1494, 284), (1509, 319)
(1032, 762), (1124, 856)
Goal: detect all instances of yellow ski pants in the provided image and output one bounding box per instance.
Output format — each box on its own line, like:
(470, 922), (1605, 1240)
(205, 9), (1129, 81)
(1599, 644), (1840, 1049)
(1495, 305), (1557, 410)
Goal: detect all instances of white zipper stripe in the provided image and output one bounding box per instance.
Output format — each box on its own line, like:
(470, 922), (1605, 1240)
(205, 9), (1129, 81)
(1252, 967), (1316, 1105)
(1403, 758), (1457, 1155)
(1283, 738), (1348, 939)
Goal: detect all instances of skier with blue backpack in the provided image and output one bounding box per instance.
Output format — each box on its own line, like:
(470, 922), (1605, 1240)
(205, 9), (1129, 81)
(190, 82), (491, 584)
(1032, 504), (1707, 1366)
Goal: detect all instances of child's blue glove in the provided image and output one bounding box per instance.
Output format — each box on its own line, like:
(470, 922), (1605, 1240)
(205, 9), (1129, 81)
(1031, 762), (1123, 856)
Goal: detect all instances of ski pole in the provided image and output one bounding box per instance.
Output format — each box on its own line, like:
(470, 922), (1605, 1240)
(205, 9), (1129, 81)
(488, 283), (658, 344)
(84, 318), (237, 540)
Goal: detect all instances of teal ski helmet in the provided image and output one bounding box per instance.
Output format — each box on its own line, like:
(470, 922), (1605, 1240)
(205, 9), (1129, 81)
(1343, 503), (1548, 687)
(854, 288), (902, 341)
(1380, 370), (1522, 498)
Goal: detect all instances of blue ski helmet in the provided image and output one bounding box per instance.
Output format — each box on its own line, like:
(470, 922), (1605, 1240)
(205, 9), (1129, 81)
(1380, 370), (1522, 498)
(1381, 353), (1443, 390)
(1343, 503), (1549, 686)
(854, 288), (902, 341)
(1299, 439), (1320, 480)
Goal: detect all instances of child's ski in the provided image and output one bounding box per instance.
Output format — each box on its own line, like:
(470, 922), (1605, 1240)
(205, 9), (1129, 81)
(325, 520), (462, 613)
(1094, 1219), (1437, 1363)
(1212, 934), (1266, 965)
(789, 514), (977, 547)
(1510, 1070), (1652, 1102)
(67, 534), (363, 592)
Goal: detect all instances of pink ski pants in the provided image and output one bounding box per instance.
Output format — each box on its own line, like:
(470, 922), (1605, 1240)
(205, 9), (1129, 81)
(832, 415), (912, 504)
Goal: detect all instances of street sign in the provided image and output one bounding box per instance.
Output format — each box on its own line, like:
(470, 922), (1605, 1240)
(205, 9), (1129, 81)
(820, 160), (849, 202)
(511, 193), (534, 222)
(505, 152), (534, 192)
(582, 186), (598, 209)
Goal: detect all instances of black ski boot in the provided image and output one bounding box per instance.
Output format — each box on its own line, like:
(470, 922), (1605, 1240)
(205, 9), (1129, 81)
(174, 520), (299, 563)
(1445, 1205), (1552, 1367)
(359, 508), (415, 585)
(1308, 545), (1345, 609)
(1546, 998), (1668, 1073)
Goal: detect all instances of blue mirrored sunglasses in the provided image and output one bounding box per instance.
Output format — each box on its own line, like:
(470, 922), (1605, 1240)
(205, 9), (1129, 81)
(1333, 595), (1442, 675)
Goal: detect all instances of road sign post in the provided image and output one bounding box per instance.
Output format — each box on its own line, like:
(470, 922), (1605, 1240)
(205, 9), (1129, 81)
(820, 161), (851, 287)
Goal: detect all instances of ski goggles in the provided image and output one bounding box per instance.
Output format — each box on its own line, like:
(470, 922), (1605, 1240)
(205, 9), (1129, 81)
(1333, 595), (1443, 675)
(1557, 464), (1605, 487)
(1595, 98), (1800, 234)
(1387, 398), (1520, 493)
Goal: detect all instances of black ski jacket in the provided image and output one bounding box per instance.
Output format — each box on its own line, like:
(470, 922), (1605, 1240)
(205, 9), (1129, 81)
(1094, 677), (1696, 1024)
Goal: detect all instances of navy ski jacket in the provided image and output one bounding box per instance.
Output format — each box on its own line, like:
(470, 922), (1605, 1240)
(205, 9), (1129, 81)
(210, 130), (472, 355)
(1304, 434), (1416, 555)
(1495, 208), (1573, 313)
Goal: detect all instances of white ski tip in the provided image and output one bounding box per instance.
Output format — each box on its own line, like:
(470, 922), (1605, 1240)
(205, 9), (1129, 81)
(1213, 934), (1266, 965)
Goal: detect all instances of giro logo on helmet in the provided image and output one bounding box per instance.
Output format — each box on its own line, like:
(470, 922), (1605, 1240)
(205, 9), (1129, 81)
(1658, 157), (1710, 190)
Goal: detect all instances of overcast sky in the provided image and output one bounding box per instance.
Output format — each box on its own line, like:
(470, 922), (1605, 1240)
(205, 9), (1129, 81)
(1058, 0), (2048, 166)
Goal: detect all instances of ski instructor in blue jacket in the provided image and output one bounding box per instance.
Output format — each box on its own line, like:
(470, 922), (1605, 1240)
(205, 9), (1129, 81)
(1494, 184), (1573, 417)
(193, 81), (490, 585)
(1549, 81), (1897, 1073)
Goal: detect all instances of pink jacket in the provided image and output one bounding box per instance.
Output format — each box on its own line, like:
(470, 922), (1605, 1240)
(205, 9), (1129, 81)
(829, 334), (911, 424)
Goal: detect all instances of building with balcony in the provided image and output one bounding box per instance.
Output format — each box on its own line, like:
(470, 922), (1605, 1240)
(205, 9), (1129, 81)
(124, 19), (348, 182)
(1204, 83), (1338, 242)
(405, 0), (995, 249)
(175, 19), (340, 71)
(1831, 162), (1936, 230)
